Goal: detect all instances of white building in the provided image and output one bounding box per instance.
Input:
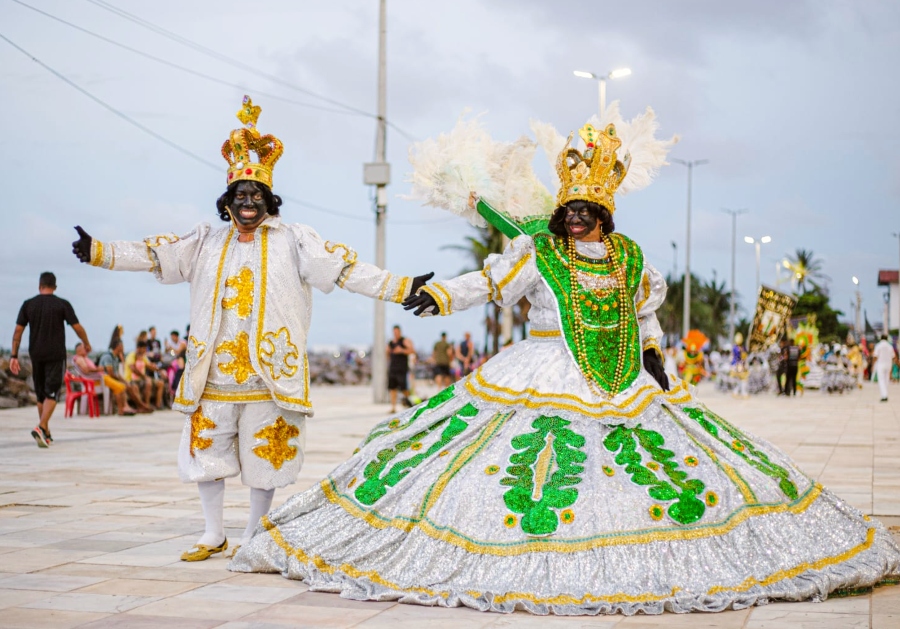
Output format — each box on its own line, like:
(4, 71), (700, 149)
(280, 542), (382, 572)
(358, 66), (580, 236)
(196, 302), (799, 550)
(878, 269), (899, 332)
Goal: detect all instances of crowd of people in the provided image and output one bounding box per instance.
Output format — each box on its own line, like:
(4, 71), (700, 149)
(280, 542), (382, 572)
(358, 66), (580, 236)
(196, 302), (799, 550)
(665, 330), (899, 400)
(70, 325), (191, 415)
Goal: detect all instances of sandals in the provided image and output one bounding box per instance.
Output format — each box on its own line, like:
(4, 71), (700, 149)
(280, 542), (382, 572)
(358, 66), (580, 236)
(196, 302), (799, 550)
(227, 544), (241, 559)
(180, 538), (228, 562)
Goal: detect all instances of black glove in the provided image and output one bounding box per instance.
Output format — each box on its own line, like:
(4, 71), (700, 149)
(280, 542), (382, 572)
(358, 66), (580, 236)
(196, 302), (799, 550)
(643, 348), (670, 391)
(409, 272), (434, 296)
(402, 272), (437, 316)
(72, 226), (93, 264)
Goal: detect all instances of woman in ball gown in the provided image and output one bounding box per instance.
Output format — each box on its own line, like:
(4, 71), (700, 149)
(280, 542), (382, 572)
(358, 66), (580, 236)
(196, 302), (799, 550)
(230, 110), (900, 615)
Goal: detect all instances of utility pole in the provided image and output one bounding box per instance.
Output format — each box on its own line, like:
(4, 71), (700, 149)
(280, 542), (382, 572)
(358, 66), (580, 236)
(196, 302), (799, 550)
(672, 159), (709, 339)
(721, 208), (748, 345)
(364, 0), (390, 403)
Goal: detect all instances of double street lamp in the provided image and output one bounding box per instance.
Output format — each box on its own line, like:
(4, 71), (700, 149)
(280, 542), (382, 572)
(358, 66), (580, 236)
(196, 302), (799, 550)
(573, 68), (632, 117)
(852, 276), (862, 338)
(744, 235), (772, 299)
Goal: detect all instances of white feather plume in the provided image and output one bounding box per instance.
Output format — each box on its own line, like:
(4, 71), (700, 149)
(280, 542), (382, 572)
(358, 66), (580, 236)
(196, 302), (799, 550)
(404, 104), (677, 227)
(404, 114), (553, 227)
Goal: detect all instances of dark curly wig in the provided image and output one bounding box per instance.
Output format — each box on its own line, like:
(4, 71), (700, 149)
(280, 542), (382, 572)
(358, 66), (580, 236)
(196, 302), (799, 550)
(215, 180), (282, 222)
(547, 200), (615, 238)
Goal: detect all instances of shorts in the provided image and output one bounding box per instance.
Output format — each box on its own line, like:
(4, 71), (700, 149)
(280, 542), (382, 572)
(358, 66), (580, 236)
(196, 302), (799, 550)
(33, 360), (64, 403)
(102, 374), (127, 395)
(433, 364), (450, 378)
(387, 370), (408, 391)
(177, 400), (306, 490)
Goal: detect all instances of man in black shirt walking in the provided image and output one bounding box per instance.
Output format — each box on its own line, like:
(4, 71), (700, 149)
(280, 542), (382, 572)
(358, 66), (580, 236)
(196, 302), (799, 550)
(784, 337), (801, 397)
(10, 272), (92, 447)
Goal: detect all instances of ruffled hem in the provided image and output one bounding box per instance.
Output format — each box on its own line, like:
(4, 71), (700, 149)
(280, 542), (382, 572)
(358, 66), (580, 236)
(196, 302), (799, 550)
(229, 486), (900, 615)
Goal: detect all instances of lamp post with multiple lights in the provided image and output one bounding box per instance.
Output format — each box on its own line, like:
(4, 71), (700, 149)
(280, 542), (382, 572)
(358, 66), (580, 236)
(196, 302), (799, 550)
(573, 68), (632, 117)
(744, 235), (772, 300)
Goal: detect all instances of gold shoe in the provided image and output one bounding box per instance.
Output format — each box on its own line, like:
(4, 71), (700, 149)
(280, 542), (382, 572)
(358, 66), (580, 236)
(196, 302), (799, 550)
(180, 538), (228, 562)
(227, 544), (241, 559)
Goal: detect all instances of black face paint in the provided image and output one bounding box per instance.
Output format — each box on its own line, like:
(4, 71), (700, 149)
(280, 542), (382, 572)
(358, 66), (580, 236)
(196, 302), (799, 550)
(564, 205), (599, 240)
(228, 181), (269, 229)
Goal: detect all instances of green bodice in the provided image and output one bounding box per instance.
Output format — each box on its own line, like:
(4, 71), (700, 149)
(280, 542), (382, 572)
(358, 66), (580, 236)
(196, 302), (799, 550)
(533, 232), (644, 395)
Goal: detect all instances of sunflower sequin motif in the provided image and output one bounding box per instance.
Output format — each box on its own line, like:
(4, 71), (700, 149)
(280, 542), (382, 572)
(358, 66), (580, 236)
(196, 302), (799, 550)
(259, 327), (299, 380)
(216, 331), (256, 384)
(560, 509), (575, 524)
(221, 267), (254, 319)
(649, 504), (664, 521)
(252, 416), (300, 470)
(189, 406), (216, 457)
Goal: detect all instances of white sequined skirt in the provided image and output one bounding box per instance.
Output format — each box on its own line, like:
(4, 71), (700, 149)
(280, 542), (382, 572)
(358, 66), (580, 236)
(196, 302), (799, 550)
(230, 339), (900, 615)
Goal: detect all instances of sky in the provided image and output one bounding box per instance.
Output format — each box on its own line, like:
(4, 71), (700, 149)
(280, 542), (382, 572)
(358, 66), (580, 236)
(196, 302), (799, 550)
(2, 0), (899, 356)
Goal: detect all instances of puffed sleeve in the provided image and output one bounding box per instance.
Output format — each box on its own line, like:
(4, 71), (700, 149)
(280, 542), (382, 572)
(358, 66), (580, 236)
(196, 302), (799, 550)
(291, 224), (414, 302)
(634, 262), (667, 358)
(420, 235), (539, 316)
(88, 224), (210, 285)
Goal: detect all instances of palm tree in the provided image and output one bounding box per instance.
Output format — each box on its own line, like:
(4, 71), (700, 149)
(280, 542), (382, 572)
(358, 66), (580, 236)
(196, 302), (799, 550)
(785, 248), (830, 294)
(442, 226), (507, 355)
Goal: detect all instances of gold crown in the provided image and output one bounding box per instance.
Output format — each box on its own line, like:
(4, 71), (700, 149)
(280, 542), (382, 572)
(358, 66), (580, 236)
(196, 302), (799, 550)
(221, 96), (283, 188)
(555, 123), (629, 213)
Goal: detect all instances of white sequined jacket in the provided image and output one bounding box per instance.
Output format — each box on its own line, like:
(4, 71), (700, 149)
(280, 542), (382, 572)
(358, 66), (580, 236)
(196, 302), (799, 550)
(88, 215), (413, 415)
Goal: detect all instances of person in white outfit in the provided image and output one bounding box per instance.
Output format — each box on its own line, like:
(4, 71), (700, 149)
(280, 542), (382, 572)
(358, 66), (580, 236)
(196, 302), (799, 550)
(873, 335), (897, 402)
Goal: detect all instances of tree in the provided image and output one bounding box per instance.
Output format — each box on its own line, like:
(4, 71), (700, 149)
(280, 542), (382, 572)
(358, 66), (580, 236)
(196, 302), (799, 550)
(792, 286), (848, 344)
(443, 226), (510, 355)
(657, 273), (738, 348)
(785, 248), (830, 294)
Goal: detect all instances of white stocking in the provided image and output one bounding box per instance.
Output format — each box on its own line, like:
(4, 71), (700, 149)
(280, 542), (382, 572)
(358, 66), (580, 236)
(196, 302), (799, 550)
(242, 487), (275, 545)
(196, 479), (225, 547)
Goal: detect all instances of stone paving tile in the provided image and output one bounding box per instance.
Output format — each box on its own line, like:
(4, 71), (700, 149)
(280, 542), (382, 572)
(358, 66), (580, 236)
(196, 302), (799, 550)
(78, 615), (222, 629)
(0, 607), (110, 628)
(124, 595), (267, 620)
(20, 592), (160, 613)
(0, 573), (108, 592)
(76, 577), (204, 597)
(180, 582), (301, 604)
(0, 587), (57, 610)
(237, 602), (386, 627)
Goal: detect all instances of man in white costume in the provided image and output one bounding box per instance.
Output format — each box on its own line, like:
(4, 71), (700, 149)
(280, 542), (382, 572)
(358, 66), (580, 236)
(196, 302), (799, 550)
(873, 335), (897, 402)
(71, 96), (431, 561)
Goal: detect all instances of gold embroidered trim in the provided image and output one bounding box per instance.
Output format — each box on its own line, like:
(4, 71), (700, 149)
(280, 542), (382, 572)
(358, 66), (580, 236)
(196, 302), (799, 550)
(391, 277), (412, 304)
(90, 240), (104, 267)
(463, 367), (691, 419)
(144, 234), (180, 275)
(189, 335), (207, 359)
(497, 252), (531, 291)
(642, 340), (663, 359)
(210, 226), (236, 331)
(482, 264), (498, 301)
(174, 368), (194, 407)
(529, 329), (562, 338)
(431, 283), (453, 313)
(378, 273), (393, 301)
(635, 269), (652, 313)
(201, 388), (272, 403)
(326, 241), (358, 289)
(421, 285), (448, 315)
(259, 327), (300, 380)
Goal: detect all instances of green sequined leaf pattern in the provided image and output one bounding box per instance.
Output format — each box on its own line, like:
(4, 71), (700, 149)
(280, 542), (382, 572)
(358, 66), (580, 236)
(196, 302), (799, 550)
(682, 406), (799, 500)
(533, 233), (643, 395)
(500, 416), (587, 536)
(362, 385), (456, 445)
(354, 402), (477, 505)
(603, 424), (706, 525)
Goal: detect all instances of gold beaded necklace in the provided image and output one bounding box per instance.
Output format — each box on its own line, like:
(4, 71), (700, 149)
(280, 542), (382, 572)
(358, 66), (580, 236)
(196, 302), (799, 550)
(565, 233), (629, 399)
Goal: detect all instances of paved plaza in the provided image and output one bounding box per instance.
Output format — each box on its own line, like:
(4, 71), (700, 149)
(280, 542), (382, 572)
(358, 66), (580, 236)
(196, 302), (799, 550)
(1, 380), (899, 628)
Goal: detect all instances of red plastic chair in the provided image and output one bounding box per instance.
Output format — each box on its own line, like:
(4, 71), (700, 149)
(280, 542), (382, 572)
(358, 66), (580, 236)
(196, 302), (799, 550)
(64, 372), (99, 418)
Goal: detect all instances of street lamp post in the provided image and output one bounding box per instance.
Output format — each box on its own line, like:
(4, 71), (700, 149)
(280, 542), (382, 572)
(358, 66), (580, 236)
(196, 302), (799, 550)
(722, 208), (748, 345)
(852, 276), (862, 338)
(673, 159), (709, 339)
(573, 68), (632, 117)
(744, 235), (772, 299)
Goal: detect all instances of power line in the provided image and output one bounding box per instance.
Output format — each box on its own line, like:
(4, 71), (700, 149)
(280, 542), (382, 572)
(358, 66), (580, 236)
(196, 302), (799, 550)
(81, 0), (421, 141)
(11, 0), (362, 118)
(0, 29), (446, 226)
(83, 0), (372, 118)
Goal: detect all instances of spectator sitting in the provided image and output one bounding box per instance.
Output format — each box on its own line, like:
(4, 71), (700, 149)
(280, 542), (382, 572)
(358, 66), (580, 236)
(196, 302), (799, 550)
(125, 341), (165, 409)
(72, 342), (136, 416)
(147, 326), (163, 367)
(99, 340), (152, 413)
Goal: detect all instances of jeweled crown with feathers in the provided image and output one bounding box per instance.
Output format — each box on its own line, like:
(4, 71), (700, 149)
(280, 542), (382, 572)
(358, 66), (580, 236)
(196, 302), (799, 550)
(404, 101), (678, 231)
(221, 96), (283, 188)
(556, 123), (630, 214)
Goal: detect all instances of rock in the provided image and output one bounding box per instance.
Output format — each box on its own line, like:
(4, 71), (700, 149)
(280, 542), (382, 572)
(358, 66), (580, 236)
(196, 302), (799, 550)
(4, 379), (30, 396)
(0, 396), (18, 409)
